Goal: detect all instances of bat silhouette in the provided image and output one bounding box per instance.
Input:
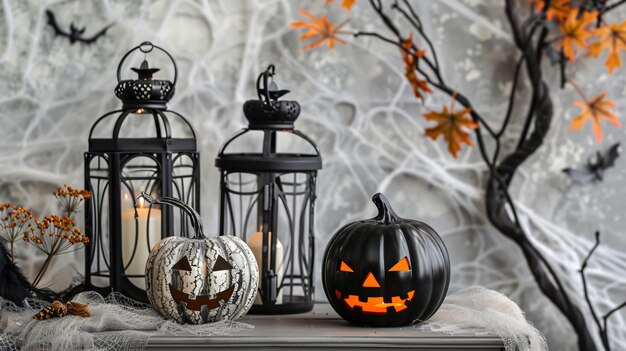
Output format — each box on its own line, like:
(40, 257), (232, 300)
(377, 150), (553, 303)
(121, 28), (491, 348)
(45, 10), (113, 45)
(563, 142), (621, 183)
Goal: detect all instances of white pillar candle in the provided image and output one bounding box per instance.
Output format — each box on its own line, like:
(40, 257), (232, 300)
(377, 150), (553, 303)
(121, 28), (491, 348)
(247, 230), (283, 305)
(121, 198), (161, 289)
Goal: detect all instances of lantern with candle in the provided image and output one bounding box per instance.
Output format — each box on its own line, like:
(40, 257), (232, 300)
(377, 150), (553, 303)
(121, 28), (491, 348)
(84, 42), (200, 302)
(215, 65), (322, 314)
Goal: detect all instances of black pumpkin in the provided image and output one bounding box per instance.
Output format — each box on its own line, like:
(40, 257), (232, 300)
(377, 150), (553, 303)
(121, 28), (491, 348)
(322, 193), (450, 327)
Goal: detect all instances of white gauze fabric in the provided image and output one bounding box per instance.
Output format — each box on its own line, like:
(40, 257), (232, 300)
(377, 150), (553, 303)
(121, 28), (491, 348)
(0, 291), (253, 351)
(416, 286), (548, 351)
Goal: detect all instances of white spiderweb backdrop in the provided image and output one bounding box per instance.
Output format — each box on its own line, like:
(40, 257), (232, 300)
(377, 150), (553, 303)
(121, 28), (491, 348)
(1, 0), (626, 349)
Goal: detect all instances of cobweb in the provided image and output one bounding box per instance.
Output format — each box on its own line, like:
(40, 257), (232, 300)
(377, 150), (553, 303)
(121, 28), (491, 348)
(0, 1), (625, 350)
(0, 291), (253, 350)
(417, 286), (547, 351)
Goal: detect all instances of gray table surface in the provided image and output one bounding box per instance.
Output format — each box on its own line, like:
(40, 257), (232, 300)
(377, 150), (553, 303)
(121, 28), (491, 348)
(147, 303), (505, 350)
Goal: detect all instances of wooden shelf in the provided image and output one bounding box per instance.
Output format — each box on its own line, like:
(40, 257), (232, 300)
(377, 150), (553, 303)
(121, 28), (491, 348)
(147, 303), (505, 350)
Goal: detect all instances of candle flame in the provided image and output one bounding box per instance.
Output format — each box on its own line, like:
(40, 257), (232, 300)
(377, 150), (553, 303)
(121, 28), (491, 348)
(138, 197), (145, 209)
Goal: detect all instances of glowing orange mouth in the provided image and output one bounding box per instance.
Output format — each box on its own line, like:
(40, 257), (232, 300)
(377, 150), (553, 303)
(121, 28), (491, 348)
(336, 289), (415, 313)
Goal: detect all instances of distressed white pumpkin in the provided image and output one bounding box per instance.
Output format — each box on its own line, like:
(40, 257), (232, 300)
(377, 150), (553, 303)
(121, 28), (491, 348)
(145, 235), (258, 324)
(138, 193), (258, 324)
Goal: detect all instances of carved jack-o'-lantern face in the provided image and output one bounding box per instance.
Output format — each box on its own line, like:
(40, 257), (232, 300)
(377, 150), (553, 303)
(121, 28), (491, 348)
(146, 236), (259, 324)
(335, 257), (416, 314)
(168, 255), (236, 311)
(322, 193), (450, 327)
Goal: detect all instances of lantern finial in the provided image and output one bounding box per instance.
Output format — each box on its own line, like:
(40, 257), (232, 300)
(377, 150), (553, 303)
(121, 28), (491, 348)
(131, 59), (160, 80)
(242, 64), (301, 129)
(257, 64), (290, 102)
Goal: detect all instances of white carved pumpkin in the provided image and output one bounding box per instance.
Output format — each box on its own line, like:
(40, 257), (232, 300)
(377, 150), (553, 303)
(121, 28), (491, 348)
(140, 194), (258, 324)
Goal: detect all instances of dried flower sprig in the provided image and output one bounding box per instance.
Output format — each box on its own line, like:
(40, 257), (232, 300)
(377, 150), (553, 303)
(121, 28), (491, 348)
(53, 184), (91, 218)
(0, 202), (33, 262)
(24, 214), (89, 288)
(0, 184), (90, 289)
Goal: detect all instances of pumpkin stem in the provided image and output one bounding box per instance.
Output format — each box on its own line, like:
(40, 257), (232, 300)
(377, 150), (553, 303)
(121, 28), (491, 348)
(372, 193), (401, 224)
(136, 192), (205, 239)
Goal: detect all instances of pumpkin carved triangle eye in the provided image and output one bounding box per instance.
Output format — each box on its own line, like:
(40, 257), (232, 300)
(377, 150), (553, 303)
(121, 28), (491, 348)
(388, 257), (410, 271)
(213, 255), (233, 271)
(172, 256), (192, 271)
(339, 260), (354, 272)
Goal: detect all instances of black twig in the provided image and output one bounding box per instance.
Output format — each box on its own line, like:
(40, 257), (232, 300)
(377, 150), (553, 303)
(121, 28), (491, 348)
(516, 25), (548, 151)
(392, 0), (441, 71)
(354, 31), (398, 46)
(560, 53), (567, 89)
(579, 231), (626, 351)
(401, 0), (423, 28)
(580, 231), (606, 349)
(604, 0), (626, 13)
(602, 300), (626, 349)
(495, 20), (540, 141)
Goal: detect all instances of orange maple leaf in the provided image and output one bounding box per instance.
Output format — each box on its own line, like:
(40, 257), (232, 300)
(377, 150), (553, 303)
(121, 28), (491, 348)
(529, 0), (573, 21)
(570, 92), (621, 143)
(423, 97), (479, 158)
(400, 33), (430, 100)
(587, 21), (626, 73)
(326, 0), (357, 11)
(291, 10), (349, 50)
(556, 9), (598, 63)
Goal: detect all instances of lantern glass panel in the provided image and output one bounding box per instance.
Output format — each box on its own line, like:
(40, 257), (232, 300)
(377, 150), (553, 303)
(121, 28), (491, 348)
(119, 154), (162, 289)
(221, 170), (317, 308)
(85, 154), (111, 289)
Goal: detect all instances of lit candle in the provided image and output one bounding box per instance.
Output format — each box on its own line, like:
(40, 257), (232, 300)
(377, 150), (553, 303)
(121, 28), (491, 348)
(121, 197), (161, 289)
(247, 229), (283, 305)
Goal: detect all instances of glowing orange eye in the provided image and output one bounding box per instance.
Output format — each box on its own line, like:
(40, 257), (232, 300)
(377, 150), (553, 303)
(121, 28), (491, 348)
(339, 260), (354, 272)
(388, 257), (410, 271)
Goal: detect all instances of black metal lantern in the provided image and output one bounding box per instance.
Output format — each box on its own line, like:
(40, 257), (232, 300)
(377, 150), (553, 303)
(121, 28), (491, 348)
(215, 65), (322, 314)
(84, 42), (200, 302)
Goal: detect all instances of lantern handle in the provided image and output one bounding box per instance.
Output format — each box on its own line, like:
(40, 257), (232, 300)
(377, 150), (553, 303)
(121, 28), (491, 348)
(116, 41), (178, 86)
(136, 192), (204, 239)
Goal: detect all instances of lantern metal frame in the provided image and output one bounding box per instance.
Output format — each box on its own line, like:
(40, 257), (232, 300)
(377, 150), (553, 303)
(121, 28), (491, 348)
(84, 42), (200, 302)
(215, 65), (322, 314)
